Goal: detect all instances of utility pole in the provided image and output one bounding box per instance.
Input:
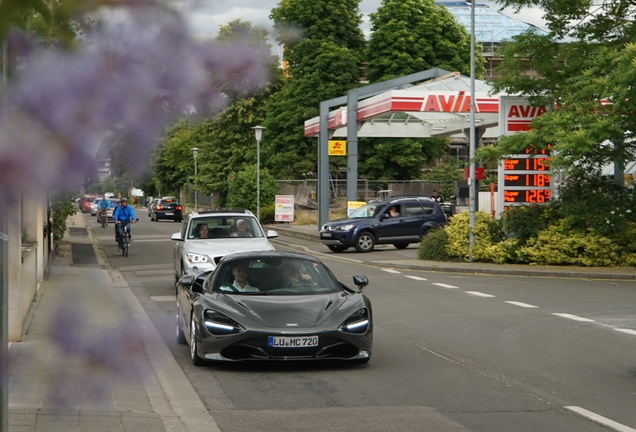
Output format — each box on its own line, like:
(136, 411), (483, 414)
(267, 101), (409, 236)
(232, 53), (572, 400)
(1, 38), (10, 432)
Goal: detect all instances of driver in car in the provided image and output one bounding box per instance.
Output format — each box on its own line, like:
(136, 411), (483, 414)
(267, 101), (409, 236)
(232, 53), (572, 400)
(229, 262), (259, 292)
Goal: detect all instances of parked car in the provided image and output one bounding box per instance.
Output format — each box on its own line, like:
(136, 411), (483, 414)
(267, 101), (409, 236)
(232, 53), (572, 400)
(90, 201), (99, 216)
(171, 210), (278, 280)
(151, 198), (183, 222)
(175, 251), (372, 365)
(320, 197), (448, 253)
(80, 195), (99, 213)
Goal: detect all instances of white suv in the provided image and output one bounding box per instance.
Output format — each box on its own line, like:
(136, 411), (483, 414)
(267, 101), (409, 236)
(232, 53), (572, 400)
(171, 210), (278, 281)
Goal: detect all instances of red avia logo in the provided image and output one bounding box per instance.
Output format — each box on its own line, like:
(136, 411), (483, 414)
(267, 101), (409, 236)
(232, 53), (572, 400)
(332, 142), (342, 149)
(420, 93), (471, 112)
(507, 105), (548, 119)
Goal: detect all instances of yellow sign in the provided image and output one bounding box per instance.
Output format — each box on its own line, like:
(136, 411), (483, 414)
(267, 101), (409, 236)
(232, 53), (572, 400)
(328, 140), (347, 156)
(347, 201), (366, 216)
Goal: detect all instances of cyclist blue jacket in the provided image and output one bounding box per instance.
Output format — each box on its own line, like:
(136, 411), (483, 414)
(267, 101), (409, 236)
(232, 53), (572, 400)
(97, 198), (110, 210)
(113, 205), (136, 223)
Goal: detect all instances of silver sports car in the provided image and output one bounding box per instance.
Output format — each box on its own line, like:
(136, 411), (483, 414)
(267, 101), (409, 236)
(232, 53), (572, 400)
(176, 251), (373, 365)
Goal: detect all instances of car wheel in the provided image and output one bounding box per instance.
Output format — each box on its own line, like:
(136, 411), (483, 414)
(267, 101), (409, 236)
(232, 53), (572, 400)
(327, 245), (347, 253)
(354, 232), (375, 253)
(393, 243), (409, 250)
(176, 302), (187, 345)
(190, 315), (205, 366)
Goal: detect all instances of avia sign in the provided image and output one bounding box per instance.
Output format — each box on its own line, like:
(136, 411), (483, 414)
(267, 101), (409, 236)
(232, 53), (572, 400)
(501, 96), (549, 134)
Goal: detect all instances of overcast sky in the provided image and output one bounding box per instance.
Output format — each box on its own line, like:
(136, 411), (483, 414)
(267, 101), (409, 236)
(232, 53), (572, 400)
(183, 0), (547, 48)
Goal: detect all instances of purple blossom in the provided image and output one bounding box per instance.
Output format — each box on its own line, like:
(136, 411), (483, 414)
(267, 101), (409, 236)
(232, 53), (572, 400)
(0, 4), (270, 198)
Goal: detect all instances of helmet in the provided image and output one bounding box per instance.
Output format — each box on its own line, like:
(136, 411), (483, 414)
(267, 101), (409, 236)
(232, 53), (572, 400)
(121, 197), (128, 202)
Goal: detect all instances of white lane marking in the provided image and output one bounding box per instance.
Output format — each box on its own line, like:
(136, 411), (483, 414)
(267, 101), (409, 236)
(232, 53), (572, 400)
(130, 239), (173, 243)
(552, 313), (595, 322)
(565, 406), (636, 432)
(465, 291), (495, 298)
(150, 296), (175, 302)
(405, 276), (427, 281)
(615, 329), (636, 336)
(382, 269), (401, 274)
(505, 301), (538, 308)
(432, 283), (459, 289)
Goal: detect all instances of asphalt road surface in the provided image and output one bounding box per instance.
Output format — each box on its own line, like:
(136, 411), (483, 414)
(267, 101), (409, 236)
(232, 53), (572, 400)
(90, 212), (636, 432)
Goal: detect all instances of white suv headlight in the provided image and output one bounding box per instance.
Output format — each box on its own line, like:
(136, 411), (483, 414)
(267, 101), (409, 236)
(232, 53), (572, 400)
(186, 253), (209, 263)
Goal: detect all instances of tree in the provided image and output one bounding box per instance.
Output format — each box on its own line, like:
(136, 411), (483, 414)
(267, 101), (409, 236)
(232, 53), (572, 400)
(359, 0), (479, 180)
(148, 20), (282, 204)
(265, 0), (366, 178)
(226, 165), (278, 215)
(486, 0), (636, 234)
(366, 0), (484, 81)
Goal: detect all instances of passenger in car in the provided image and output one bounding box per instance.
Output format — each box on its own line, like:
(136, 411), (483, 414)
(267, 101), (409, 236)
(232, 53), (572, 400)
(230, 219), (253, 237)
(195, 224), (209, 239)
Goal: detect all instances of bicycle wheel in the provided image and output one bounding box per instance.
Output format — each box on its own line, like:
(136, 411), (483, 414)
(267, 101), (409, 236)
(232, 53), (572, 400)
(123, 230), (129, 257)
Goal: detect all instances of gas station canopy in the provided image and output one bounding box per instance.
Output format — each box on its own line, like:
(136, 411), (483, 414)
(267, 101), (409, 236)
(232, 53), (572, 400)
(304, 72), (505, 141)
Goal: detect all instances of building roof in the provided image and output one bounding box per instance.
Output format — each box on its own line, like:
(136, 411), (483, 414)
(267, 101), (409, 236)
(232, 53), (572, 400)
(437, 2), (548, 44)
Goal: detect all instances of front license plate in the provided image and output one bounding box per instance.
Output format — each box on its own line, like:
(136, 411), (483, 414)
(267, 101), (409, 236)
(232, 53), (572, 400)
(321, 232), (332, 238)
(268, 336), (319, 348)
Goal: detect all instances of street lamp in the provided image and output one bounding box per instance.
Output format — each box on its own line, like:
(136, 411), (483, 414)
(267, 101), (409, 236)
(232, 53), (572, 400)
(252, 126), (265, 220)
(192, 147), (199, 213)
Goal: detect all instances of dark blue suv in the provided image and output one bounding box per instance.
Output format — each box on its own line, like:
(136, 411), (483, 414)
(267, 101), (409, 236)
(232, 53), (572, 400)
(320, 197), (447, 253)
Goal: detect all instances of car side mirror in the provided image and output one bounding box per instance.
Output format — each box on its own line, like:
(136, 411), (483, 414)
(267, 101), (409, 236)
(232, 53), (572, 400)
(352, 274), (368, 291)
(267, 230), (278, 238)
(178, 275), (195, 288)
(171, 232), (183, 241)
(380, 213), (389, 221)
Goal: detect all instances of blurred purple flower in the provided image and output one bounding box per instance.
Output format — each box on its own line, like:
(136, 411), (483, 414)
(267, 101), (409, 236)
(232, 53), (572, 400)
(0, 4), (270, 198)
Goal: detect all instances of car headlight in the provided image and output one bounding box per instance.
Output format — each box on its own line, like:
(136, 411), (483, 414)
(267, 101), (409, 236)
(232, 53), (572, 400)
(203, 310), (245, 335)
(339, 308), (370, 334)
(336, 224), (355, 231)
(186, 253), (209, 264)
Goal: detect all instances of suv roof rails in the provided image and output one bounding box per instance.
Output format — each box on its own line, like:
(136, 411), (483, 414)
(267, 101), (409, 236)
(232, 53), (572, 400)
(194, 209), (253, 215)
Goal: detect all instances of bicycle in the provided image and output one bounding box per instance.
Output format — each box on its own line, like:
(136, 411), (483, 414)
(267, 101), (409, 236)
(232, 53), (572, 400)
(119, 218), (139, 257)
(98, 209), (107, 228)
(121, 223), (131, 257)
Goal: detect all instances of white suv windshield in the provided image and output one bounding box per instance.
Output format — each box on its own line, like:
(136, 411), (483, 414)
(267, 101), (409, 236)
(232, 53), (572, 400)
(188, 216), (263, 239)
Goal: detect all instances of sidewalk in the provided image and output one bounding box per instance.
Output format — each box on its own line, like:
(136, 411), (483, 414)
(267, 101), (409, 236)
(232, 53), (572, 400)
(269, 224), (636, 280)
(8, 212), (220, 432)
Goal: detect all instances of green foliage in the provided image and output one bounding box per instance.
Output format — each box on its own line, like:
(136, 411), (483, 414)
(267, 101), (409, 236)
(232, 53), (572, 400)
(226, 166), (279, 219)
(45, 190), (76, 246)
(151, 121), (198, 196)
(445, 211), (502, 262)
(421, 158), (464, 199)
(518, 219), (624, 267)
(359, 137), (449, 180)
(557, 172), (636, 237)
(259, 204), (276, 225)
(366, 0), (484, 82)
(266, 0), (365, 178)
(417, 228), (450, 261)
(497, 203), (557, 245)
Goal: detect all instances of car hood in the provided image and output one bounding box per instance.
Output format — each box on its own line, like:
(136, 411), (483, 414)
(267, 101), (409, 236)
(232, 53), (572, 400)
(183, 238), (275, 257)
(217, 293), (355, 328)
(323, 217), (373, 227)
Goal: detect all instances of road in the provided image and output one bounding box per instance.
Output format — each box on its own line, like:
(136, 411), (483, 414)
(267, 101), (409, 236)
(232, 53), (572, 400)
(89, 211), (636, 432)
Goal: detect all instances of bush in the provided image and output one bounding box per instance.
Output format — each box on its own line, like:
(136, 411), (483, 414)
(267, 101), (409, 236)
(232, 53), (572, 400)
(417, 228), (451, 261)
(259, 204), (275, 225)
(445, 211), (501, 262)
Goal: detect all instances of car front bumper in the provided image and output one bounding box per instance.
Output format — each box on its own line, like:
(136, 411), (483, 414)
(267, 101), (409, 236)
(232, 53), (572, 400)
(320, 230), (353, 246)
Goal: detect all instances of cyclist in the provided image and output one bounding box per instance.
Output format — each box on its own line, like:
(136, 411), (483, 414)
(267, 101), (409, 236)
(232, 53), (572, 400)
(113, 197), (136, 253)
(96, 195), (110, 227)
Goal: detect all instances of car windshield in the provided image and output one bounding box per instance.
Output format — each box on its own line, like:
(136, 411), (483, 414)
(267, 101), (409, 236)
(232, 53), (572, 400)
(348, 203), (385, 218)
(188, 216), (264, 239)
(212, 257), (341, 295)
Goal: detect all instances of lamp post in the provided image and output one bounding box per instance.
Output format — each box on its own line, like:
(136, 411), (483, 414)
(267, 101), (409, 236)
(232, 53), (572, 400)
(191, 147), (199, 213)
(252, 126), (265, 220)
